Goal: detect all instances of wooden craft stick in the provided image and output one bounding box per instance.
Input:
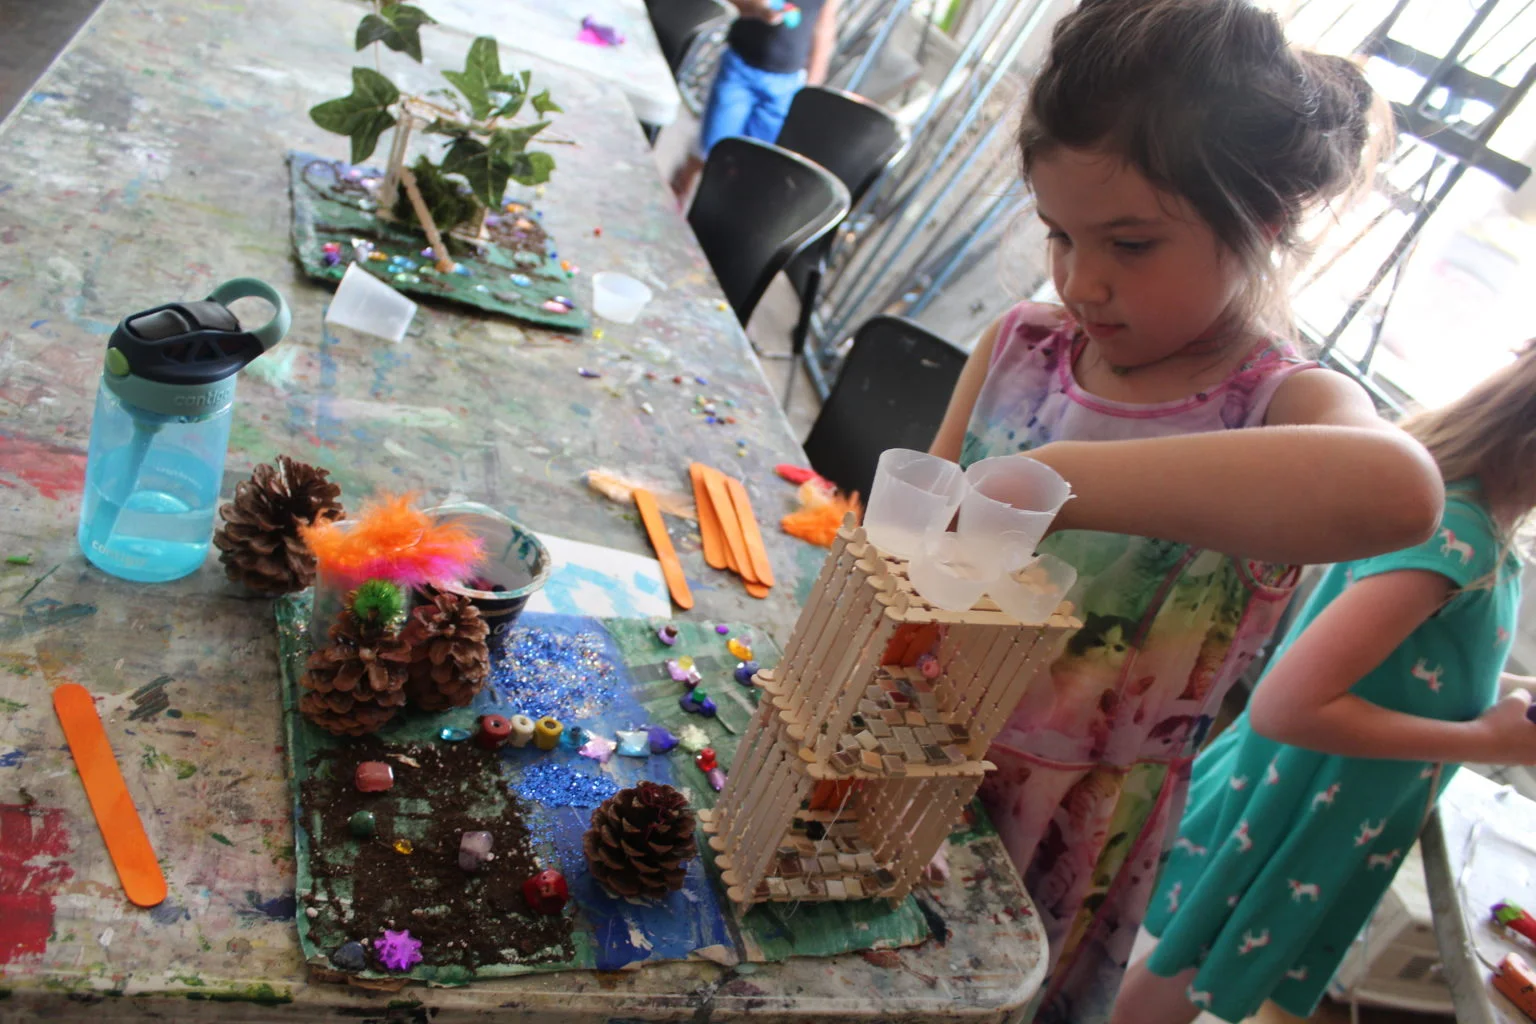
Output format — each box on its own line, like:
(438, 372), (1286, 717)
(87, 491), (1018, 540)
(689, 463), (728, 571)
(700, 466), (758, 584)
(53, 683), (167, 908)
(724, 475), (775, 588)
(398, 167), (457, 274)
(633, 488), (693, 610)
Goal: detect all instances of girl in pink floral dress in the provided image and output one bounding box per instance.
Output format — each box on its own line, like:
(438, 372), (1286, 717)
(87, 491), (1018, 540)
(928, 2), (1444, 1021)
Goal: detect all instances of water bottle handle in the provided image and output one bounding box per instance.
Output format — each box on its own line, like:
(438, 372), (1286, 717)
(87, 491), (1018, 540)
(206, 278), (292, 351)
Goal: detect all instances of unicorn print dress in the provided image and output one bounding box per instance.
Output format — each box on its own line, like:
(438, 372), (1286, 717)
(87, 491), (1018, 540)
(961, 302), (1315, 1023)
(1143, 484), (1520, 1022)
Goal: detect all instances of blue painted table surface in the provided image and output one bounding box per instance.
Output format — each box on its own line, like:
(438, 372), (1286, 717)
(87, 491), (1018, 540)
(0, 0), (1047, 1017)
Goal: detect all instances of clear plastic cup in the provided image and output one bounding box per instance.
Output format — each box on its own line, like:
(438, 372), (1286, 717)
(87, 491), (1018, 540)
(862, 449), (968, 559)
(988, 553), (1078, 623)
(958, 456), (1072, 571)
(906, 531), (999, 611)
(591, 272), (653, 324)
(325, 262), (418, 343)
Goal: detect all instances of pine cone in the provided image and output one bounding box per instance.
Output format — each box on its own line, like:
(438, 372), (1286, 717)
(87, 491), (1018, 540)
(299, 599), (411, 737)
(582, 782), (697, 898)
(214, 457), (344, 596)
(402, 592), (491, 712)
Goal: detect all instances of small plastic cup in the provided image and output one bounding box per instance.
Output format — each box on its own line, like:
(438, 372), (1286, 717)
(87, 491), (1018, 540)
(907, 531), (1000, 611)
(988, 553), (1078, 623)
(958, 456), (1072, 571)
(591, 272), (653, 324)
(325, 262), (418, 343)
(863, 449), (968, 559)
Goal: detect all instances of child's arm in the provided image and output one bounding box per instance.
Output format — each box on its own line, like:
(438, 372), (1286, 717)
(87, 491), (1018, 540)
(930, 318), (1002, 462)
(1247, 568), (1536, 764)
(806, 0), (839, 85)
(1024, 369), (1442, 564)
(1505, 672), (1536, 696)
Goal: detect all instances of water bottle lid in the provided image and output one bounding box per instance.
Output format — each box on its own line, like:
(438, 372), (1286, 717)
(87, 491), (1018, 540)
(103, 279), (290, 417)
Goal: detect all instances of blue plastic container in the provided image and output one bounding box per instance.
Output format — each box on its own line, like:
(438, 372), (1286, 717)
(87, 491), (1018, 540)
(78, 279), (291, 582)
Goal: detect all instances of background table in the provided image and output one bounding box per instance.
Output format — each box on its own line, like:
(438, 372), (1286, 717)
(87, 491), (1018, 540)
(1423, 769), (1536, 1024)
(418, 0), (683, 126)
(0, 0), (1048, 1018)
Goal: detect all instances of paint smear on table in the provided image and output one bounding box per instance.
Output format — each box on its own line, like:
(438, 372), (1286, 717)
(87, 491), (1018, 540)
(0, 804), (73, 964)
(0, 434), (86, 501)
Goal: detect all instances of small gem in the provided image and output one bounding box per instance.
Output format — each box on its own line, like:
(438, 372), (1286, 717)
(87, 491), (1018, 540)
(593, 328), (603, 339)
(331, 941), (367, 972)
(734, 661), (758, 685)
(355, 762), (394, 792)
(440, 726), (471, 742)
(458, 831), (494, 872)
(917, 653), (942, 680)
(615, 729), (651, 757)
(727, 638), (753, 661)
(348, 811), (377, 838)
(695, 376), (708, 385)
(578, 368), (600, 378)
(523, 868), (568, 914)
(706, 767), (727, 792)
(695, 747), (718, 772)
(646, 725), (679, 754)
(509, 273), (532, 286)
(715, 624), (731, 635)
(392, 839), (414, 855)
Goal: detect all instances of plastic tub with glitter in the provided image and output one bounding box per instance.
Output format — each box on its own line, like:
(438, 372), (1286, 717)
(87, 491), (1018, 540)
(423, 503), (551, 655)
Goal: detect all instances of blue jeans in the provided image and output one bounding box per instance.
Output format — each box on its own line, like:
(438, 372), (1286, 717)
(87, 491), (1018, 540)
(697, 47), (805, 157)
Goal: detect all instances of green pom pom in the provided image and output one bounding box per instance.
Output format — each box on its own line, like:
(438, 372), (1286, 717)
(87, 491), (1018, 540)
(350, 579), (405, 627)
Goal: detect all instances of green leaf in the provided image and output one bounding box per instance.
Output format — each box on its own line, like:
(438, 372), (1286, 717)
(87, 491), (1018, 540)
(310, 67), (400, 164)
(441, 136), (511, 207)
(355, 3), (437, 62)
(442, 36), (505, 121)
(529, 89), (562, 116)
(495, 120), (549, 152)
(505, 150), (556, 186)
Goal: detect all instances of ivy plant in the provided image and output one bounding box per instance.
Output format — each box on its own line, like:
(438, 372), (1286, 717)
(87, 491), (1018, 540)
(310, 2), (562, 235)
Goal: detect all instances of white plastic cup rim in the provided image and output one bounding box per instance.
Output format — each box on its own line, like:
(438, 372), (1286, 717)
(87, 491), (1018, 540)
(863, 449), (968, 559)
(591, 272), (653, 324)
(324, 262), (418, 343)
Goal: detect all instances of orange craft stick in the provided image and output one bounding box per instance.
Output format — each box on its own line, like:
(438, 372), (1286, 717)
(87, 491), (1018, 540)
(689, 463), (728, 571)
(53, 683), (167, 908)
(634, 487), (694, 610)
(701, 466), (758, 584)
(725, 474), (775, 589)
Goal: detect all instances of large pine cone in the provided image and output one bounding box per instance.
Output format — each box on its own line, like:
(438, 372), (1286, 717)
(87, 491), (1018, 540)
(214, 457), (344, 596)
(299, 607), (411, 736)
(582, 782), (697, 898)
(402, 592), (491, 712)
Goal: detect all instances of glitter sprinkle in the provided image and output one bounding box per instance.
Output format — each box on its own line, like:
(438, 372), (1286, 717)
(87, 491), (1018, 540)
(490, 626), (622, 720)
(512, 758), (621, 809)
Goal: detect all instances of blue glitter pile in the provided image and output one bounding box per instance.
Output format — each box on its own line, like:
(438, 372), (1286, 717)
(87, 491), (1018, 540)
(512, 758), (620, 809)
(490, 626), (621, 720)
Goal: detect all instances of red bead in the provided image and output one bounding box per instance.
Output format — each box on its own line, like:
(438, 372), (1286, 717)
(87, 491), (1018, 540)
(354, 761), (394, 792)
(476, 714), (511, 750)
(695, 747), (717, 772)
(523, 868), (569, 914)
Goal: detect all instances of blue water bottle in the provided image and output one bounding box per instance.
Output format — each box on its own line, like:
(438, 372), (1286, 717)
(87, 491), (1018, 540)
(78, 279), (291, 583)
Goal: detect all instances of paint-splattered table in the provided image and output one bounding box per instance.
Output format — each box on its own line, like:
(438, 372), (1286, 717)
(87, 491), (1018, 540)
(422, 0), (682, 126)
(0, 0), (1048, 1018)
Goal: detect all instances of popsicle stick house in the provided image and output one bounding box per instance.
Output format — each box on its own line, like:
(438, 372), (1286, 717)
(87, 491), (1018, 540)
(700, 517), (1079, 905)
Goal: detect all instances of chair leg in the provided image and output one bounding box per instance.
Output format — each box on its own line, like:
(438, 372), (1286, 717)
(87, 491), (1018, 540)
(783, 265), (822, 412)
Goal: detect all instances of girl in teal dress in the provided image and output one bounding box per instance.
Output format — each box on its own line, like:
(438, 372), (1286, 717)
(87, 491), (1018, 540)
(928, 3), (1446, 1021)
(1118, 342), (1536, 1024)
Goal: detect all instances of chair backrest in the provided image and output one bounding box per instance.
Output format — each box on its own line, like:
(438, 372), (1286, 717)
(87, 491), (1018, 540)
(801, 315), (968, 501)
(687, 137), (850, 323)
(774, 87), (906, 295)
(646, 0), (734, 77)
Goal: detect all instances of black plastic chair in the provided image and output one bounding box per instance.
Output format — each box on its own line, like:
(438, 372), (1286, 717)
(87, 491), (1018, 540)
(801, 315), (967, 502)
(772, 87), (907, 406)
(687, 137), (850, 325)
(643, 0), (733, 142)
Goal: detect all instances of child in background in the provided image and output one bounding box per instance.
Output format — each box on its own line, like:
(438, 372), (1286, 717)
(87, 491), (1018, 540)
(669, 0), (840, 201)
(926, 1), (1443, 1020)
(1120, 343), (1536, 1024)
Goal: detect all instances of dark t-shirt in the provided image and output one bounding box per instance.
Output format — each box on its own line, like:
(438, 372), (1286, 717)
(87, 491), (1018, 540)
(727, 0), (826, 74)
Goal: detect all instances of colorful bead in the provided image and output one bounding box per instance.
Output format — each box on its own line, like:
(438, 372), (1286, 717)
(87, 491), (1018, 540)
(534, 716), (564, 750)
(509, 714), (536, 748)
(523, 868), (568, 914)
(476, 714), (511, 750)
(734, 661), (758, 685)
(695, 747), (717, 772)
(657, 624), (679, 646)
(726, 638), (753, 661)
(348, 810), (377, 837)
